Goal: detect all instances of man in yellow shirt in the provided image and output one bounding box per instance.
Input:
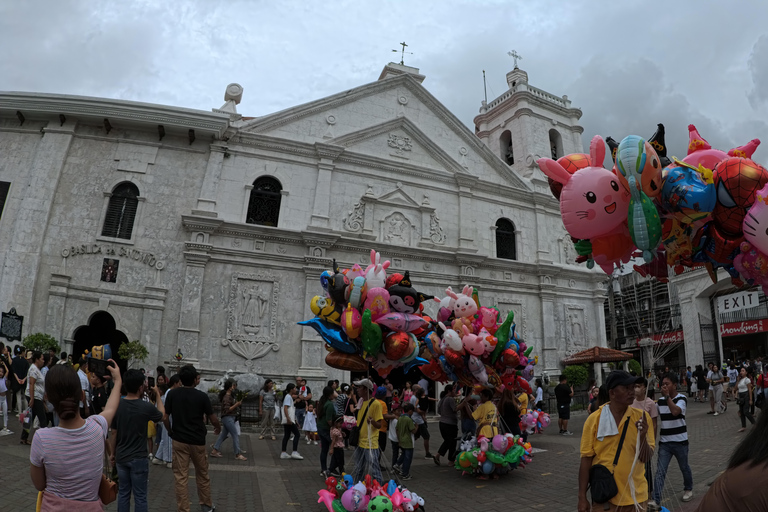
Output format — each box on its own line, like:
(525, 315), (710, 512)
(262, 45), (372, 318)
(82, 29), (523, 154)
(578, 371), (654, 512)
(351, 379), (384, 484)
(469, 389), (498, 438)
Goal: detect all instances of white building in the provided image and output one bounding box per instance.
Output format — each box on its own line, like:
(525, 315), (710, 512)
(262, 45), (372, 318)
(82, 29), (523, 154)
(0, 62), (609, 388)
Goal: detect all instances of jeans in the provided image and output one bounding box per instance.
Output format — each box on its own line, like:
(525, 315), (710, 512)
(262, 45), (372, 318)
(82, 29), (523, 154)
(329, 447), (345, 474)
(213, 415), (242, 455)
(14, 389), (27, 414)
(653, 442), (693, 503)
(282, 423), (300, 452)
(318, 430), (331, 472)
(172, 441), (212, 512)
(390, 440), (400, 466)
(295, 408), (306, 430)
(0, 395), (7, 428)
(396, 448), (414, 476)
(117, 457), (149, 512)
(438, 422), (458, 461)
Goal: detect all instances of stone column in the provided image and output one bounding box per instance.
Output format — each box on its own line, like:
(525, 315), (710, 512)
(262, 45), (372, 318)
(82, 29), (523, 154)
(142, 286), (167, 366)
(45, 274), (71, 342)
(680, 294), (703, 368)
(455, 175), (478, 252)
(540, 292), (556, 373)
(299, 265), (330, 380)
(0, 119), (76, 322)
(533, 205), (552, 264)
(193, 144), (227, 216)
(310, 143), (344, 231)
(176, 252), (210, 363)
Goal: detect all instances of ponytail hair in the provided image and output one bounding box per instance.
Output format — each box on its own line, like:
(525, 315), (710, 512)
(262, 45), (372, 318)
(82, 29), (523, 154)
(45, 365), (83, 420)
(219, 379), (235, 401)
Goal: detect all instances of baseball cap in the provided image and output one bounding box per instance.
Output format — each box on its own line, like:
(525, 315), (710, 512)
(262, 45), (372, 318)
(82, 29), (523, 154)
(605, 370), (641, 390)
(375, 386), (387, 399)
(353, 378), (374, 391)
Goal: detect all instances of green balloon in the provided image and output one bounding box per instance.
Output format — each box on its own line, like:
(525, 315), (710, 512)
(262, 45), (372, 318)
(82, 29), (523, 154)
(332, 499), (347, 512)
(491, 310), (515, 363)
(486, 450), (505, 464)
(504, 445), (524, 464)
(361, 309), (382, 356)
(524, 346), (533, 357)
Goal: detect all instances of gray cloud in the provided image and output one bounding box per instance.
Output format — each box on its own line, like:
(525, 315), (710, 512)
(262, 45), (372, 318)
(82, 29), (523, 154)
(2, 0), (767, 166)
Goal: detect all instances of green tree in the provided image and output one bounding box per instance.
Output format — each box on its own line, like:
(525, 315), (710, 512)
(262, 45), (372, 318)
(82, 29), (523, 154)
(562, 364), (589, 387)
(628, 359), (642, 375)
(22, 333), (60, 354)
(118, 340), (149, 369)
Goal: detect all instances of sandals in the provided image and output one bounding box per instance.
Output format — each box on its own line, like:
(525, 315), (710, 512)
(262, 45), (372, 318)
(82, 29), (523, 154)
(210, 450), (223, 458)
(20, 440), (31, 445)
(235, 454), (248, 461)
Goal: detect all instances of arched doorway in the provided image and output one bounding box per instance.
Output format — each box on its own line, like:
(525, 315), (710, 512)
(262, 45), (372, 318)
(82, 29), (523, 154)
(72, 311), (129, 372)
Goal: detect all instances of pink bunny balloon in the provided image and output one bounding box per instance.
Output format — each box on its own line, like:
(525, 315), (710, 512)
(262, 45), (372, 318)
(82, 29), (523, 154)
(538, 136), (634, 273)
(438, 322), (463, 353)
(364, 249), (391, 289)
(461, 325), (484, 356)
(446, 285), (478, 318)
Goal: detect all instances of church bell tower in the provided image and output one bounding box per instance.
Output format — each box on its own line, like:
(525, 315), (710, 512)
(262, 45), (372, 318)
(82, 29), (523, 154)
(473, 57), (585, 181)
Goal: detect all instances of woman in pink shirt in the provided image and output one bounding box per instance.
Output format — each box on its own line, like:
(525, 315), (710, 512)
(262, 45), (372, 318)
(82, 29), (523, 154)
(30, 361), (122, 510)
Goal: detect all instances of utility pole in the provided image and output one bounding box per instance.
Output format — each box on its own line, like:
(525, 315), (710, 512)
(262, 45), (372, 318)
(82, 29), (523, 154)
(608, 272), (618, 348)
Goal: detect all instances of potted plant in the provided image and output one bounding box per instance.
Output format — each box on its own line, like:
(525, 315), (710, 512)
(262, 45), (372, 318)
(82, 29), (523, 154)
(118, 340), (149, 370)
(22, 333), (60, 354)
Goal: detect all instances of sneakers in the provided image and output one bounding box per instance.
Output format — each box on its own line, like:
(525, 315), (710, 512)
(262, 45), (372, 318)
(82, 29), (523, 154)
(280, 452), (291, 459)
(320, 470), (329, 478)
(433, 455), (440, 466)
(291, 451), (304, 460)
(151, 457), (165, 465)
(682, 490), (694, 502)
(647, 500), (660, 511)
(259, 435), (265, 440)
(392, 464), (402, 474)
(713, 412), (719, 416)
(200, 505), (216, 512)
(424, 452), (434, 459)
(400, 474), (412, 480)
(0, 428), (12, 435)
(707, 411), (715, 414)
(329, 470), (341, 478)
(559, 430), (564, 434)
(148, 452), (154, 459)
(562, 430), (573, 436)
(307, 438), (312, 445)
(166, 462), (173, 469)
(313, 440), (318, 445)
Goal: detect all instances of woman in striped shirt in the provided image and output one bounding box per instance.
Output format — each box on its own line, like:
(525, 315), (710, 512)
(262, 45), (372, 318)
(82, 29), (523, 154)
(29, 361), (122, 510)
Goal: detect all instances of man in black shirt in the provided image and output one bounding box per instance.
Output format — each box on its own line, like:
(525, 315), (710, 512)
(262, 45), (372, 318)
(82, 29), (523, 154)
(10, 346), (29, 415)
(164, 365), (221, 512)
(554, 375), (574, 435)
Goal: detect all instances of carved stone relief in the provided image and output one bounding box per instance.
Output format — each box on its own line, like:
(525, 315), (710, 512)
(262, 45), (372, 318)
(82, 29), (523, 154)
(388, 134), (412, 157)
(564, 304), (588, 353)
(429, 212), (446, 245)
(225, 272), (280, 362)
(343, 198), (366, 233)
(381, 211), (414, 246)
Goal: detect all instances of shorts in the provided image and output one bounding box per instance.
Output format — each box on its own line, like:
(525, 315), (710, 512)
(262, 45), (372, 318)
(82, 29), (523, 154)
(558, 404), (570, 420)
(416, 423), (430, 440)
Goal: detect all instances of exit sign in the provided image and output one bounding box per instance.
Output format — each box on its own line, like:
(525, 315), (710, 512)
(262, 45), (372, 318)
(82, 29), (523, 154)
(718, 291), (760, 313)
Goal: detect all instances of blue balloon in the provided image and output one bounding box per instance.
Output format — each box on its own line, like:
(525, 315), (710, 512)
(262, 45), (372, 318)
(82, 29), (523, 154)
(438, 356), (458, 382)
(402, 356), (428, 374)
(319, 270), (333, 295)
(297, 318), (358, 354)
(387, 480), (397, 496)
(343, 474), (354, 488)
(481, 460), (494, 474)
(660, 164), (715, 225)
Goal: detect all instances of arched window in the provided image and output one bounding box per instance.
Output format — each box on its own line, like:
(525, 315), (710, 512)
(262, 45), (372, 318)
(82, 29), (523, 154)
(246, 177), (282, 227)
(500, 130), (514, 165)
(496, 219), (517, 260)
(549, 129), (563, 160)
(101, 182), (139, 239)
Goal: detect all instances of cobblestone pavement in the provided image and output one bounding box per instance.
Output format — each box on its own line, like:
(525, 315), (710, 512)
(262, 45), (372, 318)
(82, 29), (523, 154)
(0, 398), (746, 511)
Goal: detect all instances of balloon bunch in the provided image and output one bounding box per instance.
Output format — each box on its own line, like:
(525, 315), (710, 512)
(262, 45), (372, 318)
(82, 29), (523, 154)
(299, 249), (539, 391)
(454, 433), (532, 477)
(539, 124), (766, 286)
(300, 250), (434, 376)
(521, 409), (550, 434)
(734, 182), (768, 294)
(317, 475), (424, 512)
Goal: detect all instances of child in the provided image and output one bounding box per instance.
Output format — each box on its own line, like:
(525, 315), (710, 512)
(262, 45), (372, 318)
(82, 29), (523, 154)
(303, 403), (318, 445)
(391, 390), (401, 412)
(394, 403), (418, 481)
(388, 403), (401, 466)
(328, 415), (345, 477)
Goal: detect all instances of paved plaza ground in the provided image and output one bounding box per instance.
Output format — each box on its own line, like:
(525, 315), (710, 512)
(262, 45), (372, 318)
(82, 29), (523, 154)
(0, 398), (747, 511)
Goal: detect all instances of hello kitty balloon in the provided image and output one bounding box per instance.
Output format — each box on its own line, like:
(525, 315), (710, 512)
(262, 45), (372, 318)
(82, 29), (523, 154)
(735, 182), (768, 292)
(538, 136), (634, 273)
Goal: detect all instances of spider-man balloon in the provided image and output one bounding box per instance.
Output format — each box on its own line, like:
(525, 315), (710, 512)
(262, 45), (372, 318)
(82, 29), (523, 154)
(694, 157), (768, 275)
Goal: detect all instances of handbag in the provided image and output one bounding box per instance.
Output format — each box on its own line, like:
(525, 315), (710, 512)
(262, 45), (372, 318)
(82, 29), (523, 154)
(588, 414), (630, 504)
(756, 391), (765, 409)
(349, 399), (373, 447)
(99, 451), (117, 504)
(342, 398), (357, 429)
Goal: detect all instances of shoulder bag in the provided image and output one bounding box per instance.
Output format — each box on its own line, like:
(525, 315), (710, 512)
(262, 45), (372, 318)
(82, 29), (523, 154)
(342, 397), (357, 430)
(99, 449), (117, 504)
(349, 399), (373, 447)
(588, 414), (630, 504)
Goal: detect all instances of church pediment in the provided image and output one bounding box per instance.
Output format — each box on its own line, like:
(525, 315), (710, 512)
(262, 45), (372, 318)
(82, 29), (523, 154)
(374, 184), (422, 209)
(236, 75), (532, 191)
(330, 117), (466, 175)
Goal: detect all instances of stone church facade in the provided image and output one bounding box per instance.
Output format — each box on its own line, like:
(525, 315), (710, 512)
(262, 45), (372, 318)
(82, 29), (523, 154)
(0, 63), (608, 387)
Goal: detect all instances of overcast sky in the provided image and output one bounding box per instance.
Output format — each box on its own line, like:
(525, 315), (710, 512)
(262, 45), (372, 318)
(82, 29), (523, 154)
(2, 1), (768, 165)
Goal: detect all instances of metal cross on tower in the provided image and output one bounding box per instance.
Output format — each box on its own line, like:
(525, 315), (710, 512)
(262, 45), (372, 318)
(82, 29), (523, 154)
(392, 42), (413, 65)
(507, 50), (523, 68)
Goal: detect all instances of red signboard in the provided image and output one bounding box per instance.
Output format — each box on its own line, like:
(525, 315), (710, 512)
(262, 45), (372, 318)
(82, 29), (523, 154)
(635, 330), (684, 346)
(720, 319), (768, 337)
